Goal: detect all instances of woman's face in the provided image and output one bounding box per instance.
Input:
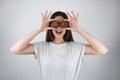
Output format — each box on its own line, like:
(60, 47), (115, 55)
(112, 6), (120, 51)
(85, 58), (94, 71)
(52, 16), (67, 39)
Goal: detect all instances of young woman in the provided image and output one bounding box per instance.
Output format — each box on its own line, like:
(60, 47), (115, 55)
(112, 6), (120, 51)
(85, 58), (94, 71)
(10, 11), (108, 80)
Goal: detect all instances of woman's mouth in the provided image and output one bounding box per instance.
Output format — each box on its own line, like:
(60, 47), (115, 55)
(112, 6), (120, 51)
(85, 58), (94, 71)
(56, 30), (62, 34)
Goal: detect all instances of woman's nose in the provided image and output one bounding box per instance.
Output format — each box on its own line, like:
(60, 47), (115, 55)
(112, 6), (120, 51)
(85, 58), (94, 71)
(57, 26), (61, 29)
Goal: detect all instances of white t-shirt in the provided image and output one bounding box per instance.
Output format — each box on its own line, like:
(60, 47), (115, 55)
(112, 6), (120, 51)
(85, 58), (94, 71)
(33, 41), (86, 80)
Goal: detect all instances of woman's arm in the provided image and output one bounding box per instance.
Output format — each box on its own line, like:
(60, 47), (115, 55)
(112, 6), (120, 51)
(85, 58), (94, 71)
(77, 27), (108, 55)
(10, 11), (53, 55)
(10, 27), (42, 54)
(66, 11), (108, 55)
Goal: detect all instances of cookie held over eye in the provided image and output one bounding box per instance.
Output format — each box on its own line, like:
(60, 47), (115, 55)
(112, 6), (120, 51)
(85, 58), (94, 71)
(49, 20), (70, 28)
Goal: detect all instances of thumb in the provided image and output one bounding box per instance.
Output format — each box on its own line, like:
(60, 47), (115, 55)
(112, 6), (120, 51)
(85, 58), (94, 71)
(47, 27), (54, 30)
(65, 28), (72, 30)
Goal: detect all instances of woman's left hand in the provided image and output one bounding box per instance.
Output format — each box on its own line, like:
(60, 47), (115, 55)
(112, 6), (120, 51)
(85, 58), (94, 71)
(65, 11), (80, 32)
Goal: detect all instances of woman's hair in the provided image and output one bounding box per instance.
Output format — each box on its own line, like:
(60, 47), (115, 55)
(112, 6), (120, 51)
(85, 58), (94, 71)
(46, 11), (74, 42)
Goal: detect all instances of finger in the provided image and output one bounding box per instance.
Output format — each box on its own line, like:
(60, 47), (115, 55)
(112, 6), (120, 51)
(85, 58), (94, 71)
(77, 12), (79, 19)
(65, 28), (72, 30)
(71, 11), (77, 20)
(71, 11), (76, 18)
(47, 27), (54, 30)
(63, 19), (70, 22)
(49, 19), (56, 21)
(41, 12), (43, 18)
(44, 10), (48, 18)
(47, 11), (52, 18)
(67, 12), (73, 19)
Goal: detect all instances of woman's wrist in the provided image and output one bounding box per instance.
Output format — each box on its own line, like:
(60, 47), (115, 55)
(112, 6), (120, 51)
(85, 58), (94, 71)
(36, 26), (43, 32)
(76, 25), (82, 33)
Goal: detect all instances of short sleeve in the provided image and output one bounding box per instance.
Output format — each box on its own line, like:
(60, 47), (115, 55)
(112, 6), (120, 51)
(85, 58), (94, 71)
(32, 42), (41, 60)
(81, 43), (86, 62)
(68, 42), (86, 79)
(75, 42), (86, 62)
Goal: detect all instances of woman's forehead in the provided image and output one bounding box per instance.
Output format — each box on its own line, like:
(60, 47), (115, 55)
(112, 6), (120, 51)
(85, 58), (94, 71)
(54, 16), (64, 21)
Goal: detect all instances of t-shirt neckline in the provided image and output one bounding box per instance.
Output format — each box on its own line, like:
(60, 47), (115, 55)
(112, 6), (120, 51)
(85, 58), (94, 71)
(49, 42), (68, 46)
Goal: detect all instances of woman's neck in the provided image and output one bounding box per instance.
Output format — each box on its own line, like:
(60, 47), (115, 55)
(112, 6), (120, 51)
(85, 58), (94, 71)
(53, 38), (65, 44)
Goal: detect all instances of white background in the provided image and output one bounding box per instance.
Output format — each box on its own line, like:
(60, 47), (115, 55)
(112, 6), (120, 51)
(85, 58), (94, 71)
(0, 0), (120, 80)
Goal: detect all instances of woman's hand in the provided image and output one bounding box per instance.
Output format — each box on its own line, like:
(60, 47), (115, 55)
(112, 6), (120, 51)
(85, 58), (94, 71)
(66, 11), (108, 55)
(65, 11), (80, 32)
(39, 10), (54, 32)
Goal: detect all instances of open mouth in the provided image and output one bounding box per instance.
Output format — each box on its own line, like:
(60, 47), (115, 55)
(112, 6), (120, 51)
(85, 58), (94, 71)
(55, 30), (62, 34)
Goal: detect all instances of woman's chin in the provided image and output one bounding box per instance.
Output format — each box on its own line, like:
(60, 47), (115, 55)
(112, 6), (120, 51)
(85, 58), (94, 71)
(54, 34), (64, 39)
(55, 35), (63, 39)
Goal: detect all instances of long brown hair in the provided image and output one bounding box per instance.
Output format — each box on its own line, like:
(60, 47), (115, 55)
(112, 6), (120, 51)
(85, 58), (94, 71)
(46, 11), (74, 42)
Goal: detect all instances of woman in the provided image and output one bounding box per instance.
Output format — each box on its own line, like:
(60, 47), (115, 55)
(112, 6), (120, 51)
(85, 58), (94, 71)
(10, 11), (108, 80)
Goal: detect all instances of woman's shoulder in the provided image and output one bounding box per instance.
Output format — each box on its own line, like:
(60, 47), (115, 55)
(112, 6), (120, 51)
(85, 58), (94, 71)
(68, 41), (86, 48)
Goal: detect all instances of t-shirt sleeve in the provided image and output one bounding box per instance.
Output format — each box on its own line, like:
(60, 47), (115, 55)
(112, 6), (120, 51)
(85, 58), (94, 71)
(32, 42), (42, 60)
(80, 43), (86, 62)
(69, 42), (86, 79)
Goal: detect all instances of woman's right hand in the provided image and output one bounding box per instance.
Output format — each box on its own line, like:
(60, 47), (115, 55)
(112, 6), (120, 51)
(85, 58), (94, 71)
(39, 10), (54, 32)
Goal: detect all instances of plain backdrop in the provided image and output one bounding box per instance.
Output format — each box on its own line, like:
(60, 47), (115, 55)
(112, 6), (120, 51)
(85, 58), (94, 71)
(0, 0), (120, 80)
